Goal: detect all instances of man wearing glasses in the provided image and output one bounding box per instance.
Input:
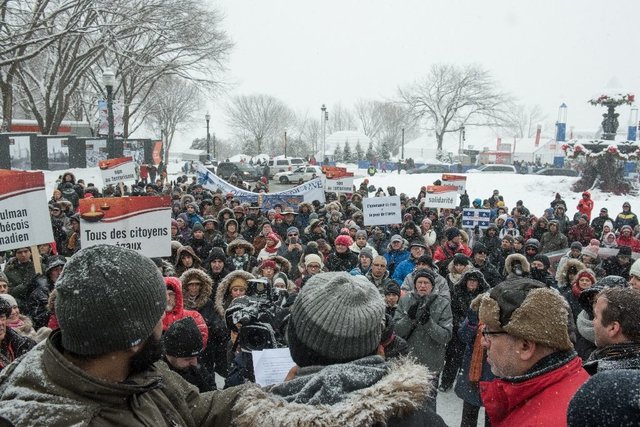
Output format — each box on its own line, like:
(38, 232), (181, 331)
(473, 279), (589, 426)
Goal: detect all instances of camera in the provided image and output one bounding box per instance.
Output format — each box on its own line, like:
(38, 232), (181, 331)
(246, 278), (272, 300)
(225, 295), (288, 352)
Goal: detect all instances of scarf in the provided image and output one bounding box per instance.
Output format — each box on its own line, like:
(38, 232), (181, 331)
(468, 322), (485, 383)
(232, 254), (249, 270)
(588, 342), (640, 363)
(264, 244), (278, 254)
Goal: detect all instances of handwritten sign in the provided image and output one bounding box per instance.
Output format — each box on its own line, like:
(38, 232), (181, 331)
(325, 177), (354, 193)
(441, 174), (467, 194)
(79, 196), (171, 257)
(0, 170), (54, 251)
(99, 156), (136, 186)
(363, 195), (402, 226)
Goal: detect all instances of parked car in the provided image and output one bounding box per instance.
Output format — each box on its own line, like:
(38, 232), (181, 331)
(268, 157), (307, 178)
(535, 167), (579, 177)
(407, 164), (452, 174)
(275, 165), (323, 184)
(467, 164), (517, 173)
(216, 162), (262, 181)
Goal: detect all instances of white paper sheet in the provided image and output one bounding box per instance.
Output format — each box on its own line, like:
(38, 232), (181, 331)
(252, 348), (296, 387)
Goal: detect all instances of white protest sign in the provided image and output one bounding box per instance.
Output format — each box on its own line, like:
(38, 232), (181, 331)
(363, 195), (402, 226)
(99, 156), (137, 186)
(79, 196), (171, 257)
(421, 185), (459, 208)
(324, 177), (354, 193)
(252, 348), (296, 387)
(0, 170), (54, 251)
(441, 174), (467, 194)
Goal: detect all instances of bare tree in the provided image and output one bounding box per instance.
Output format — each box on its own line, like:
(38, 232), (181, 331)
(225, 94), (295, 155)
(327, 102), (357, 134)
(500, 103), (546, 138)
(355, 99), (418, 156)
(399, 64), (511, 153)
(144, 76), (202, 164)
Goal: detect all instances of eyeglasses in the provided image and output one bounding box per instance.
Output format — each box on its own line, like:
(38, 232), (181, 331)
(372, 263), (386, 267)
(307, 264), (321, 269)
(187, 282), (201, 286)
(481, 327), (508, 340)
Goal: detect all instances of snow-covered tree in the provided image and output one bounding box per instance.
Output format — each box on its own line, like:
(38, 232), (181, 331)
(343, 140), (352, 162)
(366, 141), (375, 162)
(333, 142), (342, 162)
(355, 140), (364, 160)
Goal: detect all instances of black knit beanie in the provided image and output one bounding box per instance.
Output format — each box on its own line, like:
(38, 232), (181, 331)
(56, 245), (167, 356)
(163, 317), (203, 357)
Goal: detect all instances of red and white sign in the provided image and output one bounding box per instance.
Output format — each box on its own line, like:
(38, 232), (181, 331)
(99, 156), (136, 186)
(422, 185), (459, 208)
(0, 170), (54, 251)
(79, 196), (171, 257)
(441, 174), (467, 194)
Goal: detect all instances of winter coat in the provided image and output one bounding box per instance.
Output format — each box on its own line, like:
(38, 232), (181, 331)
(614, 210), (639, 231)
(394, 290), (453, 373)
(276, 240), (305, 281)
(576, 193), (594, 220)
(575, 310), (596, 361)
(3, 258), (40, 309)
(433, 242), (473, 277)
(503, 253), (530, 280)
(591, 215), (613, 239)
(257, 240), (282, 262)
(163, 277), (209, 346)
(189, 237), (213, 262)
(568, 223), (596, 246)
(450, 270), (490, 328)
(561, 286), (583, 323)
(391, 257), (417, 284)
(0, 332), (243, 426)
(326, 250), (358, 273)
(365, 270), (396, 295)
(472, 260), (503, 288)
(616, 234), (640, 252)
(348, 242), (379, 258)
(602, 256), (632, 280)
(26, 274), (55, 330)
(214, 270), (255, 317)
(0, 327), (35, 370)
(541, 228), (568, 254)
(583, 342), (640, 375)
(480, 353), (588, 427)
(383, 248), (410, 276)
(454, 312), (495, 407)
(232, 356), (447, 427)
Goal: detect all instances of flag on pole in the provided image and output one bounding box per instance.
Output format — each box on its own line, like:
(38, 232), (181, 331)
(462, 208), (491, 229)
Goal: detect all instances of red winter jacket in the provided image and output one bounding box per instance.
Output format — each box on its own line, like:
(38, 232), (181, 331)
(163, 277), (209, 347)
(616, 234), (640, 253)
(576, 192), (594, 221)
(433, 241), (472, 263)
(480, 356), (588, 427)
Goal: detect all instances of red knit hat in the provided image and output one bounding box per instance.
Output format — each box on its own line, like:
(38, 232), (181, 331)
(267, 232), (280, 243)
(335, 235), (353, 247)
(260, 259), (277, 270)
(573, 269), (596, 286)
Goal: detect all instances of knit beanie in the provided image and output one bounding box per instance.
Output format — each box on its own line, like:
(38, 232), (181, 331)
(192, 223), (204, 233)
(305, 254), (323, 268)
(452, 253), (469, 265)
(56, 245), (166, 355)
(445, 227), (460, 241)
(0, 298), (10, 318)
(355, 230), (368, 240)
(413, 269), (435, 286)
(384, 282), (401, 297)
(359, 247), (374, 260)
(267, 232), (280, 243)
(618, 245), (632, 257)
(568, 369), (640, 427)
(573, 269), (596, 286)
(259, 259), (277, 271)
(335, 235), (353, 247)
(472, 278), (573, 351)
(570, 241), (583, 251)
(163, 317), (204, 357)
(286, 226), (299, 235)
(581, 245), (599, 259)
(287, 272), (385, 367)
(532, 254), (551, 270)
(472, 242), (488, 255)
(207, 247), (227, 263)
(0, 293), (17, 308)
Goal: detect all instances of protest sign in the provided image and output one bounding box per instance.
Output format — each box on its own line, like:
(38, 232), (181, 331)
(363, 195), (402, 226)
(422, 185), (459, 209)
(324, 177), (354, 193)
(0, 170), (54, 251)
(441, 174), (467, 194)
(252, 348), (296, 387)
(79, 196), (171, 257)
(99, 156), (137, 186)
(462, 208), (492, 229)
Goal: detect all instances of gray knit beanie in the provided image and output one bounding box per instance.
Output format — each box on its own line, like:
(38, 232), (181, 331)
(288, 272), (385, 366)
(56, 245), (167, 356)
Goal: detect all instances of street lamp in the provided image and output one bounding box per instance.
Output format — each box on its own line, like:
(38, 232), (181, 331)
(321, 104), (327, 163)
(458, 125), (465, 156)
(205, 112), (211, 160)
(102, 68), (116, 158)
(284, 128), (288, 157)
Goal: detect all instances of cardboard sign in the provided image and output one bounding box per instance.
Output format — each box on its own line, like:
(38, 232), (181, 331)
(363, 196), (402, 226)
(324, 177), (354, 193)
(79, 196), (171, 257)
(462, 209), (492, 229)
(0, 170), (54, 251)
(99, 156), (137, 186)
(422, 185), (459, 208)
(441, 174), (467, 194)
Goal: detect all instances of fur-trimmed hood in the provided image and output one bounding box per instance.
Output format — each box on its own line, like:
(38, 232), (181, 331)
(227, 238), (255, 256)
(215, 270), (255, 317)
(180, 194), (195, 209)
(504, 253), (530, 275)
(272, 255), (292, 274)
(217, 207), (234, 223)
(179, 268), (213, 309)
(231, 356), (435, 427)
(175, 245), (202, 268)
(298, 202), (314, 214)
(558, 258), (586, 284)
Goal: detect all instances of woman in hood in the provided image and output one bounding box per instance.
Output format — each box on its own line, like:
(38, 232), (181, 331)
(226, 239), (258, 272)
(163, 277), (208, 346)
(175, 245), (203, 276)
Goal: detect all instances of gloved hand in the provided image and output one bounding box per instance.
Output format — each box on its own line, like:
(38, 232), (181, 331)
(418, 306), (431, 324)
(407, 302), (420, 320)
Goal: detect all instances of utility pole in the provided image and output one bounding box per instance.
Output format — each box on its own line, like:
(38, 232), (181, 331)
(401, 127), (405, 159)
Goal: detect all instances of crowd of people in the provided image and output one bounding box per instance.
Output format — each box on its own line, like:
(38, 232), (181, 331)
(0, 168), (640, 426)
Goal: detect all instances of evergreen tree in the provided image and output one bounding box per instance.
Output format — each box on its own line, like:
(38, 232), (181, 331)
(355, 140), (364, 161)
(343, 140), (352, 162)
(366, 141), (375, 162)
(333, 142), (342, 161)
(379, 140), (391, 160)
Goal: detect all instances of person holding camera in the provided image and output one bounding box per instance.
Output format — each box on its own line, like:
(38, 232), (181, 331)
(394, 269), (453, 411)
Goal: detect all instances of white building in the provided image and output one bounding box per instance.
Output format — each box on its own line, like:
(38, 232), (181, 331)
(321, 131), (371, 159)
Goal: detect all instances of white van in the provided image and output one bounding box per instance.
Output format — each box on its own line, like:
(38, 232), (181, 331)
(467, 164), (517, 173)
(267, 157), (307, 178)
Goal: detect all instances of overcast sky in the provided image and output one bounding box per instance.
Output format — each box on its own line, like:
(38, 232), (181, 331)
(175, 0), (640, 151)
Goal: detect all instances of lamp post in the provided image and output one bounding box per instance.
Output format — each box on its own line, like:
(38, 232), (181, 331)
(102, 68), (116, 158)
(458, 126), (465, 156)
(205, 112), (211, 160)
(401, 127), (405, 159)
(321, 104), (327, 164)
(284, 129), (288, 157)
